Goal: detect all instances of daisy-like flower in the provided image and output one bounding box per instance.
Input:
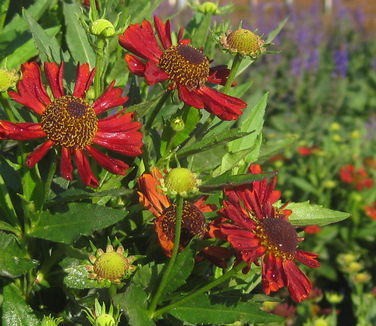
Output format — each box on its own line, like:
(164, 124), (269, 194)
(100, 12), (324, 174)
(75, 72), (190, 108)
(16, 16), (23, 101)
(138, 168), (214, 256)
(339, 164), (373, 191)
(119, 16), (247, 120)
(210, 165), (320, 302)
(0, 62), (143, 187)
(364, 202), (376, 220)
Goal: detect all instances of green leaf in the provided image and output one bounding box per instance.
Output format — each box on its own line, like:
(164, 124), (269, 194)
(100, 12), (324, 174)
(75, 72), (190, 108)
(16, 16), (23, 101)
(63, 2), (95, 67)
(29, 203), (127, 244)
(128, 0), (164, 23)
(2, 283), (39, 326)
(23, 9), (62, 62)
(265, 17), (288, 44)
(61, 258), (110, 289)
(200, 171), (277, 192)
(114, 284), (155, 326)
(0, 231), (38, 278)
(169, 294), (282, 324)
(178, 129), (253, 159)
(286, 202), (350, 226)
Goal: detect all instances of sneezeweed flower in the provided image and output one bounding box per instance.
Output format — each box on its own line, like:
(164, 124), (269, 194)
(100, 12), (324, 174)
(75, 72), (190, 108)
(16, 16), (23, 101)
(220, 28), (265, 58)
(0, 62), (143, 187)
(86, 245), (136, 284)
(364, 202), (376, 220)
(339, 164), (373, 191)
(84, 299), (121, 326)
(297, 146), (320, 156)
(138, 168), (214, 256)
(211, 165), (320, 302)
(119, 16), (247, 120)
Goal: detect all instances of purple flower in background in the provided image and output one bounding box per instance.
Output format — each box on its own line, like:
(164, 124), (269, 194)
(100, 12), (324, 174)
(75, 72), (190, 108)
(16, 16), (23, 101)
(372, 58), (376, 71)
(290, 57), (303, 76)
(304, 49), (320, 72)
(333, 45), (348, 77)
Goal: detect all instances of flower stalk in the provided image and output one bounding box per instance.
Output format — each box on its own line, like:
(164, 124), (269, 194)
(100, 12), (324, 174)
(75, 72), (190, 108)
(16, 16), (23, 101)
(222, 53), (243, 94)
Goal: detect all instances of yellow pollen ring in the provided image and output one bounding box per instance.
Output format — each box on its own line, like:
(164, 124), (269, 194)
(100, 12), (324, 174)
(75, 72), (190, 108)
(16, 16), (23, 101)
(41, 95), (98, 149)
(159, 45), (210, 89)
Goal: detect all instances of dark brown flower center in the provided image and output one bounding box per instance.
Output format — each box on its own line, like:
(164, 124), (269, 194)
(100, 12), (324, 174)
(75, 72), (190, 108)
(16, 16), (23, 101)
(41, 95), (98, 149)
(159, 201), (207, 246)
(159, 44), (210, 89)
(256, 217), (298, 260)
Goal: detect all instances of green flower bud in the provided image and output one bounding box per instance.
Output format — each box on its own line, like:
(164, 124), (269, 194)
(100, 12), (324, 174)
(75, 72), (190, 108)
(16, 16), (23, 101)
(197, 1), (219, 14)
(220, 29), (265, 57)
(313, 318), (329, 326)
(170, 117), (185, 131)
(164, 168), (199, 196)
(41, 315), (63, 326)
(0, 68), (19, 92)
(96, 314), (116, 326)
(325, 292), (344, 304)
(90, 19), (115, 37)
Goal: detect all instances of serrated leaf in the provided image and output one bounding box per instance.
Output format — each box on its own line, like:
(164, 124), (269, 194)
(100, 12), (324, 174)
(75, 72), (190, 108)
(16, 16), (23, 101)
(29, 203), (127, 244)
(265, 17), (288, 44)
(23, 9), (61, 62)
(0, 231), (38, 278)
(286, 202), (350, 226)
(63, 2), (95, 67)
(2, 284), (39, 326)
(114, 284), (155, 326)
(61, 258), (109, 289)
(200, 171), (277, 192)
(169, 294), (282, 324)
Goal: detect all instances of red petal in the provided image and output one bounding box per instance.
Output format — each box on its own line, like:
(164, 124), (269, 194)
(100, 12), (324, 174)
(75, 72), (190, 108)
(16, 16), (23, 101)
(0, 121), (46, 140)
(98, 111), (141, 132)
(9, 62), (50, 115)
(208, 65), (230, 86)
(144, 61), (169, 85)
(26, 140), (54, 167)
(178, 85), (204, 108)
(262, 253), (285, 294)
(86, 145), (129, 175)
(295, 250), (320, 268)
(197, 86), (246, 120)
(153, 16), (172, 49)
(44, 62), (64, 98)
(93, 130), (143, 156)
(60, 147), (73, 180)
(73, 150), (99, 187)
(73, 63), (96, 98)
(93, 81), (128, 115)
(125, 54), (146, 76)
(119, 20), (162, 63)
(283, 260), (312, 302)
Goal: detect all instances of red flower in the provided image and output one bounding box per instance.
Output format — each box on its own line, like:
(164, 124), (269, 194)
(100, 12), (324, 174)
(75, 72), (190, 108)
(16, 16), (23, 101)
(210, 165), (320, 302)
(138, 168), (215, 256)
(339, 164), (373, 191)
(119, 16), (247, 120)
(0, 62), (143, 187)
(364, 202), (376, 220)
(297, 146), (320, 156)
(304, 225), (321, 234)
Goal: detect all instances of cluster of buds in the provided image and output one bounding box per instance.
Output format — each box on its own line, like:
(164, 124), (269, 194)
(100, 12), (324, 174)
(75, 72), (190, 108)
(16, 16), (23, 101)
(337, 252), (371, 284)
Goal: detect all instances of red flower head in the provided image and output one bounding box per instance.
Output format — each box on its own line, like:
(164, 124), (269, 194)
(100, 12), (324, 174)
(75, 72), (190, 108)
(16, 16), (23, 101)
(210, 165), (320, 302)
(364, 202), (376, 220)
(297, 146), (320, 156)
(119, 16), (247, 120)
(138, 168), (215, 256)
(339, 164), (373, 191)
(0, 62), (143, 187)
(304, 225), (321, 234)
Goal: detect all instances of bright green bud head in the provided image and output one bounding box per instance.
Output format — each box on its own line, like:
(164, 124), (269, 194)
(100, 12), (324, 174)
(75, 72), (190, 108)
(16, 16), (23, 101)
(0, 68), (19, 92)
(94, 251), (128, 281)
(221, 29), (265, 57)
(90, 19), (115, 37)
(165, 168), (198, 195)
(198, 2), (219, 14)
(170, 117), (185, 131)
(313, 318), (329, 326)
(96, 314), (116, 326)
(41, 315), (63, 326)
(325, 292), (344, 304)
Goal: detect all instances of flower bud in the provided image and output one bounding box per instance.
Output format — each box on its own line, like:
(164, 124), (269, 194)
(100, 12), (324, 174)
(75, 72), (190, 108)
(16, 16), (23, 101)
(96, 314), (116, 326)
(90, 19), (115, 37)
(164, 168), (199, 196)
(41, 315), (63, 326)
(170, 117), (185, 131)
(0, 68), (19, 92)
(197, 1), (219, 14)
(313, 318), (329, 326)
(352, 272), (371, 284)
(220, 29), (265, 57)
(325, 291), (344, 304)
(330, 122), (341, 131)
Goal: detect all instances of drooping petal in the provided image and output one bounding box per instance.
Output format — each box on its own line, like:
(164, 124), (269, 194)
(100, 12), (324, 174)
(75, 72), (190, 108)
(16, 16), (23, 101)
(208, 65), (230, 86)
(119, 20), (163, 63)
(26, 140), (54, 168)
(93, 130), (143, 156)
(60, 147), (73, 180)
(283, 260), (312, 302)
(295, 250), (320, 268)
(8, 62), (50, 115)
(178, 85), (204, 108)
(0, 121), (46, 140)
(73, 63), (96, 98)
(125, 54), (146, 76)
(86, 145), (129, 175)
(73, 149), (99, 187)
(92, 81), (128, 115)
(196, 86), (246, 120)
(144, 61), (169, 85)
(153, 16), (172, 49)
(44, 62), (64, 98)
(98, 111), (141, 132)
(262, 253), (285, 294)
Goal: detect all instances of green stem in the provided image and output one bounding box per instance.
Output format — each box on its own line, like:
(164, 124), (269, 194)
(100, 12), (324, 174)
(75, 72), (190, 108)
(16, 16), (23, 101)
(89, 0), (99, 20)
(222, 53), (243, 95)
(0, 0), (10, 32)
(0, 96), (15, 121)
(94, 38), (106, 98)
(40, 153), (57, 211)
(145, 90), (171, 130)
(152, 261), (247, 318)
(148, 195), (184, 314)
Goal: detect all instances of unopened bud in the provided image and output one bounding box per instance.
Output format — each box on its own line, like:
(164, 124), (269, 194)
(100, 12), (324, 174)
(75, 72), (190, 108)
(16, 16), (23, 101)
(220, 29), (265, 57)
(90, 19), (115, 37)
